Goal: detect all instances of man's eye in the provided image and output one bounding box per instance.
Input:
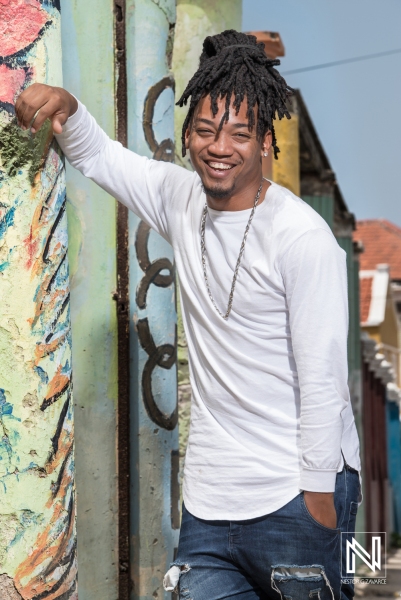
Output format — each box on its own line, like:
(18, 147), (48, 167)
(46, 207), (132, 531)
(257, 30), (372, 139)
(235, 133), (250, 139)
(197, 128), (213, 134)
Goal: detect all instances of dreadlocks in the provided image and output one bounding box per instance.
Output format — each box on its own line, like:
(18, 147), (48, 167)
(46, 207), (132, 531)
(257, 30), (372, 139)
(176, 30), (293, 160)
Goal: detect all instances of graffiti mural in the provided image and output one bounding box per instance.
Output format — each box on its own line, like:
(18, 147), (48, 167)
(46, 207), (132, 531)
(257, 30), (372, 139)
(0, 2), (76, 599)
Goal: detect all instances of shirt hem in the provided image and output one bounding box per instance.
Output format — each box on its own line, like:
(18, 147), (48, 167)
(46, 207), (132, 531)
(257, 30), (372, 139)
(182, 485), (301, 521)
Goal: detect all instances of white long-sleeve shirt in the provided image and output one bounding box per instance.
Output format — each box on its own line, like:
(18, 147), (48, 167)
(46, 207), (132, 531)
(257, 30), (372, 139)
(56, 102), (361, 520)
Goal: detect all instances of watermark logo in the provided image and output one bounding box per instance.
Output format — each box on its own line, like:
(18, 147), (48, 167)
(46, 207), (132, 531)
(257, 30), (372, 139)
(341, 532), (386, 585)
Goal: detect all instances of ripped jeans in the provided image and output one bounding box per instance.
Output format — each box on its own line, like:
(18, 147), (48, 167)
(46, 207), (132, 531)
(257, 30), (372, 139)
(164, 464), (361, 600)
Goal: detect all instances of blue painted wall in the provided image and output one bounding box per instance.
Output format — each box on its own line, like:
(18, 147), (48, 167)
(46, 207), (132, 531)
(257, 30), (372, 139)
(386, 399), (401, 534)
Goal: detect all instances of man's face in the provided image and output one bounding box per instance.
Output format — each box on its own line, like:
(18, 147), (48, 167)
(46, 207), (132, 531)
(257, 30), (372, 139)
(185, 94), (272, 200)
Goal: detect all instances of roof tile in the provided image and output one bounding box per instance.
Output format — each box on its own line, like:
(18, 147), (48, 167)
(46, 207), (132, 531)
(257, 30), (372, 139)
(354, 219), (401, 280)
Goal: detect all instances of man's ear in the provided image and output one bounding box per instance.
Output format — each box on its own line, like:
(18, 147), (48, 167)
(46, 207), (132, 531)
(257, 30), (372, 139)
(184, 127), (190, 150)
(262, 130), (273, 153)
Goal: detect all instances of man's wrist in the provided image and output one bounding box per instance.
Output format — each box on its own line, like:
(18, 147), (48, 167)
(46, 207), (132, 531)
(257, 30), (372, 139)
(304, 491), (334, 500)
(68, 92), (78, 118)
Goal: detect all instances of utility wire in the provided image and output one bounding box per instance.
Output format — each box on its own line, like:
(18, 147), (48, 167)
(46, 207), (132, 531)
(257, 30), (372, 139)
(281, 47), (401, 75)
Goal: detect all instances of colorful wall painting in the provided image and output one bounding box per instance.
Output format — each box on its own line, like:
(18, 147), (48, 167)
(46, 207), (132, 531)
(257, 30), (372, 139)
(0, 1), (77, 598)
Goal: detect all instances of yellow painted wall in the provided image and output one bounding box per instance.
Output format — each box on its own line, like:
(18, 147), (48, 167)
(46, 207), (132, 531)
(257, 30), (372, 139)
(380, 297), (399, 349)
(272, 113), (300, 196)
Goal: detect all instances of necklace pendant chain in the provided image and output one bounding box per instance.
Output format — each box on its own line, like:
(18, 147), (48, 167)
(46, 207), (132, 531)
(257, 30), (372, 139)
(200, 181), (264, 320)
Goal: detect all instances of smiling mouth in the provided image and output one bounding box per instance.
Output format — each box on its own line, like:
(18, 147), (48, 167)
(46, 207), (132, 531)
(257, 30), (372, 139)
(205, 161), (236, 173)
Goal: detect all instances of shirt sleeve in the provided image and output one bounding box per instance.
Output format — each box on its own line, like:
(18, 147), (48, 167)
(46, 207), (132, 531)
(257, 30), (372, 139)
(280, 227), (349, 493)
(55, 100), (192, 242)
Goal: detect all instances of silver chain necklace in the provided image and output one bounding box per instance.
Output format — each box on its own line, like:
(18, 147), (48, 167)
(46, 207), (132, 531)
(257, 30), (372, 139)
(200, 181), (263, 320)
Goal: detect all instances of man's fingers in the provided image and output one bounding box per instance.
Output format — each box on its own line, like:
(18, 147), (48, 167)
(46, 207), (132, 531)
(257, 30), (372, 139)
(32, 108), (68, 134)
(30, 101), (65, 133)
(16, 95), (47, 130)
(15, 83), (56, 131)
(15, 85), (40, 126)
(50, 117), (64, 135)
(15, 83), (73, 134)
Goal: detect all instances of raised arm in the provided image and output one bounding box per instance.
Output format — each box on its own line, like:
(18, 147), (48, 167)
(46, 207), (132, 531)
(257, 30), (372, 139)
(15, 84), (191, 240)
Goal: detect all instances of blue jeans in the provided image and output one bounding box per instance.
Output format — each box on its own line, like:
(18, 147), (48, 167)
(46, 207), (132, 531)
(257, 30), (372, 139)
(170, 465), (361, 600)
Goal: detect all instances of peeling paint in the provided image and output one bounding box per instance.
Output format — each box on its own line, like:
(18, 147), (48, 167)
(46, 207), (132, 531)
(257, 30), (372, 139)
(0, 1), (76, 598)
(151, 0), (176, 25)
(0, 574), (23, 600)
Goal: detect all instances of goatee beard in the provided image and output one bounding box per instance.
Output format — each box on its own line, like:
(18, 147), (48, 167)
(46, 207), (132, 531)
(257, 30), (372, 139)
(202, 181), (236, 200)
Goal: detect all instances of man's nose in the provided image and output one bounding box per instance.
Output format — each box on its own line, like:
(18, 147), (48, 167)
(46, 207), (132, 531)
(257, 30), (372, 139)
(207, 132), (233, 156)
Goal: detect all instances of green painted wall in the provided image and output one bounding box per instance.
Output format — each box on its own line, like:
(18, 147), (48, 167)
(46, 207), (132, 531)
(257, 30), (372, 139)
(302, 195), (335, 231)
(337, 236), (361, 375)
(61, 1), (119, 598)
(0, 2), (77, 598)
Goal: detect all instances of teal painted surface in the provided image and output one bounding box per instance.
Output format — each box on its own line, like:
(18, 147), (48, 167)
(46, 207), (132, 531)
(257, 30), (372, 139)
(302, 195), (334, 230)
(126, 1), (179, 598)
(337, 236), (361, 375)
(386, 400), (401, 534)
(61, 1), (119, 598)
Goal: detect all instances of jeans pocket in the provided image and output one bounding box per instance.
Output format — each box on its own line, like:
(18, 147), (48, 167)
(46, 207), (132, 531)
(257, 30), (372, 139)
(300, 492), (339, 534)
(346, 501), (358, 534)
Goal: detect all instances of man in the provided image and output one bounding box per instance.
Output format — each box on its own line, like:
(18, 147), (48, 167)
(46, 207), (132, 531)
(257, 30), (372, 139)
(16, 30), (361, 600)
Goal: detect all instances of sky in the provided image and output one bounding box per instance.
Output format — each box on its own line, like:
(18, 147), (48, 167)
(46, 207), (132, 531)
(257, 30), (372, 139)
(243, 0), (401, 226)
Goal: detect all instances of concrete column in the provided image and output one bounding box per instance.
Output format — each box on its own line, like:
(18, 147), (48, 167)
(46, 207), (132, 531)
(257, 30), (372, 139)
(0, 2), (77, 599)
(61, 1), (119, 599)
(125, 2), (179, 598)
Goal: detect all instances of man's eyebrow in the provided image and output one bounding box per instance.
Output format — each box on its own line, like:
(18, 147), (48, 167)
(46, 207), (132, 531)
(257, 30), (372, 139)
(194, 118), (249, 129)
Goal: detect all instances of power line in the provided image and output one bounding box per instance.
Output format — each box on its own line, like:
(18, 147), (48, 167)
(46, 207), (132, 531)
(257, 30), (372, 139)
(281, 47), (401, 75)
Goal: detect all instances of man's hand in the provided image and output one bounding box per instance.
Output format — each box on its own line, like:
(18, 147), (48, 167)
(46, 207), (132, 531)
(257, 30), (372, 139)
(15, 83), (78, 135)
(304, 491), (337, 529)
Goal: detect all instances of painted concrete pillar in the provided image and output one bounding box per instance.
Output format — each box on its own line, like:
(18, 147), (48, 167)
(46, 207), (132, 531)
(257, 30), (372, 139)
(126, 2), (179, 598)
(0, 2), (77, 599)
(60, 1), (119, 599)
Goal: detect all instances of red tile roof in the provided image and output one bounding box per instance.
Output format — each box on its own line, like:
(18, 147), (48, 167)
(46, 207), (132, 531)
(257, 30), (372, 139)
(354, 219), (401, 280)
(360, 276), (373, 324)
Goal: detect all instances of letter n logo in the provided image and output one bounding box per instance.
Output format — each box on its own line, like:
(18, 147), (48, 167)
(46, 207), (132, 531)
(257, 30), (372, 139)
(346, 536), (381, 573)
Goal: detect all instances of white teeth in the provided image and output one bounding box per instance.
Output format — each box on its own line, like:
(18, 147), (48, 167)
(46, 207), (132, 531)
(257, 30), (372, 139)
(208, 162), (233, 170)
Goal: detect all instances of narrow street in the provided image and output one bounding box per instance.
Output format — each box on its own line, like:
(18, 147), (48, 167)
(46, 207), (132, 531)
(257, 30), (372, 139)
(355, 548), (401, 598)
